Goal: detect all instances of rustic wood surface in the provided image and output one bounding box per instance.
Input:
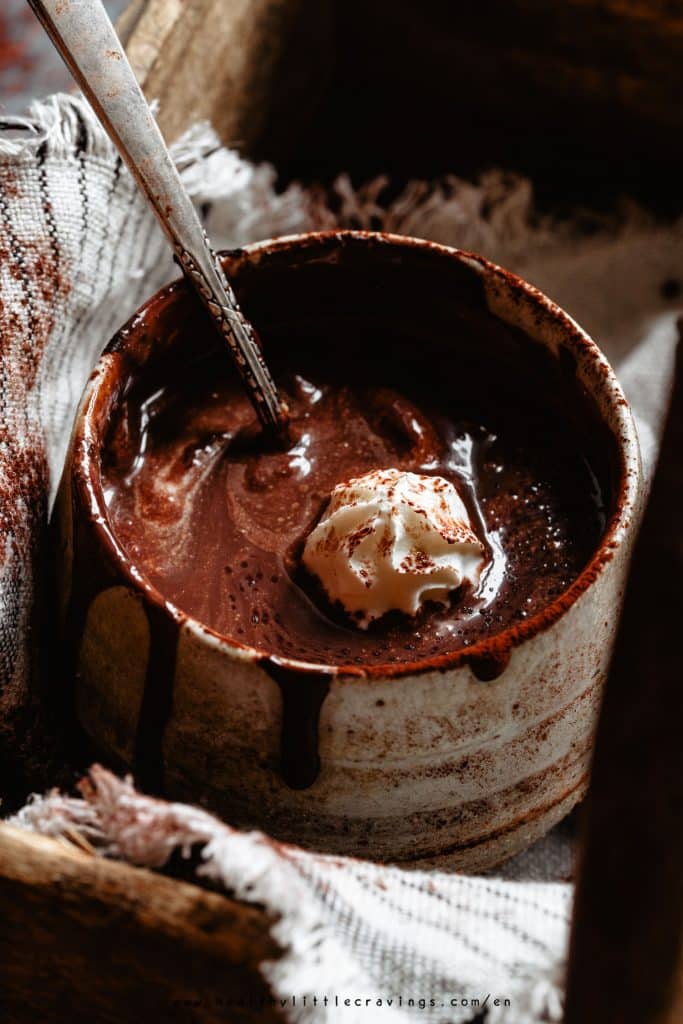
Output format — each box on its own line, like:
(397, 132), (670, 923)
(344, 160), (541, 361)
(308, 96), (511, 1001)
(565, 337), (683, 1023)
(119, 0), (333, 153)
(120, 0), (683, 207)
(0, 824), (284, 1023)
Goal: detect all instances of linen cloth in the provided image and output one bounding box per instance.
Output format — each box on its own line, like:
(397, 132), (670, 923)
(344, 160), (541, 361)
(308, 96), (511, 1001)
(2, 95), (681, 1023)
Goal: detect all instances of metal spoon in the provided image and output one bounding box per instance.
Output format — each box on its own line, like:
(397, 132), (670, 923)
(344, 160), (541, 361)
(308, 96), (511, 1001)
(27, 0), (290, 443)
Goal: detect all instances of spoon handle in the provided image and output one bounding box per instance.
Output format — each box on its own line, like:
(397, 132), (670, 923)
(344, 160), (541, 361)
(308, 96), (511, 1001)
(27, 0), (289, 441)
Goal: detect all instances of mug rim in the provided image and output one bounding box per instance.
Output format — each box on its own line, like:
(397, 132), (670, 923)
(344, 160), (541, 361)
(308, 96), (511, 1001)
(70, 230), (642, 680)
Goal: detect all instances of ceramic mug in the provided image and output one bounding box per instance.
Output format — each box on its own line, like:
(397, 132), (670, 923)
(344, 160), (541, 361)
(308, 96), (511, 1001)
(56, 232), (642, 871)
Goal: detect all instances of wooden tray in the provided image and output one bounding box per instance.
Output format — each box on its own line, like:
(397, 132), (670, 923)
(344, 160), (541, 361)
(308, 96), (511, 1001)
(118, 0), (683, 207)
(0, 825), (283, 1023)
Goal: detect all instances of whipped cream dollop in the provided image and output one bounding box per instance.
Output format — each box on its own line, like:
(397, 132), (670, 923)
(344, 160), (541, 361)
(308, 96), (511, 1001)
(302, 469), (486, 628)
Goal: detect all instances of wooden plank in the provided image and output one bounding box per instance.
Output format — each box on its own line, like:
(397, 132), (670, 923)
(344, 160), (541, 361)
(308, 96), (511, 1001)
(306, 0), (683, 200)
(119, 0), (333, 149)
(565, 339), (683, 1022)
(119, 0), (683, 203)
(0, 824), (284, 1024)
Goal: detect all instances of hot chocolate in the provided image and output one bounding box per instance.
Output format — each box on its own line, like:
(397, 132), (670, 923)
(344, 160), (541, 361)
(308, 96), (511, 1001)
(102, 322), (613, 672)
(61, 235), (638, 853)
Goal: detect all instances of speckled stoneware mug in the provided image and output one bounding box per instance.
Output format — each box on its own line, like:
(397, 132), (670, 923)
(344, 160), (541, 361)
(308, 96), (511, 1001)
(56, 232), (642, 871)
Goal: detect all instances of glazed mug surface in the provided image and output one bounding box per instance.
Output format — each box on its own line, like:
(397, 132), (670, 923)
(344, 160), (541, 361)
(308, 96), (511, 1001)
(56, 231), (642, 870)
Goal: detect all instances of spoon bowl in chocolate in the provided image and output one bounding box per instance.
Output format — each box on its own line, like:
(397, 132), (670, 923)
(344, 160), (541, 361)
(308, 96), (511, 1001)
(56, 231), (642, 870)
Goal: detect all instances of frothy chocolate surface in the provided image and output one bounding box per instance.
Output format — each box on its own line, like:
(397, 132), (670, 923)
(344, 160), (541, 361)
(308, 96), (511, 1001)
(102, 332), (611, 669)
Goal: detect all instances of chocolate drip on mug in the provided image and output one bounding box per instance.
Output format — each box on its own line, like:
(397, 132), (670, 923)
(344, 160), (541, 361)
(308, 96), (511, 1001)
(132, 603), (180, 793)
(62, 503), (180, 792)
(467, 649), (512, 682)
(263, 662), (331, 789)
(61, 510), (113, 754)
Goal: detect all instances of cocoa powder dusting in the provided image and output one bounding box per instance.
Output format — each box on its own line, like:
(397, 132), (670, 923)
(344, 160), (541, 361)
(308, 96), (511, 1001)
(0, 183), (73, 806)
